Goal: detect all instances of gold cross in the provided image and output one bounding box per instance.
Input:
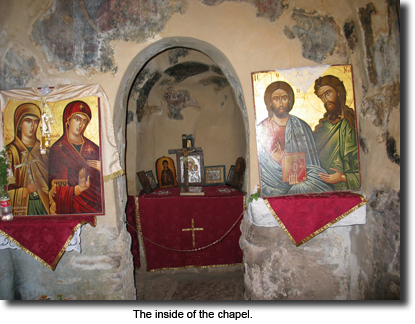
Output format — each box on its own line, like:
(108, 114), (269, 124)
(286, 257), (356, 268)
(182, 218), (204, 248)
(86, 146), (94, 154)
(79, 103), (84, 110)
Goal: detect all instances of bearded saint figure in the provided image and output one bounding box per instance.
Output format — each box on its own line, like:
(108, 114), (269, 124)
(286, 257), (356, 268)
(257, 81), (333, 197)
(313, 75), (360, 190)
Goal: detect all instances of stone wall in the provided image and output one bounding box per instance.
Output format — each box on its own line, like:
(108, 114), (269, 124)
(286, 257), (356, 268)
(240, 0), (400, 300)
(0, 0), (400, 300)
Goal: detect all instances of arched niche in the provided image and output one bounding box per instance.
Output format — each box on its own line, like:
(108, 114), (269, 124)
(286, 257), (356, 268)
(113, 38), (250, 196)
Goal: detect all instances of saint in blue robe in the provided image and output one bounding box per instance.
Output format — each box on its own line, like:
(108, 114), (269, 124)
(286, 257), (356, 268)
(257, 115), (333, 197)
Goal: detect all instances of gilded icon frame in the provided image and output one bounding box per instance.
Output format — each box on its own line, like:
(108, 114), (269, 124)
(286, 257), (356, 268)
(176, 151), (204, 187)
(252, 64), (361, 198)
(3, 97), (105, 217)
(204, 165), (226, 186)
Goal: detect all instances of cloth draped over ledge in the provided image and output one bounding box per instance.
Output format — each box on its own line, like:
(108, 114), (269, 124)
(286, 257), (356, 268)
(0, 84), (123, 269)
(247, 186), (367, 246)
(0, 216), (96, 270)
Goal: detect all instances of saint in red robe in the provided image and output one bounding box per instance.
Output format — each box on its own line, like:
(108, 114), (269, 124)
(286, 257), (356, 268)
(48, 101), (103, 215)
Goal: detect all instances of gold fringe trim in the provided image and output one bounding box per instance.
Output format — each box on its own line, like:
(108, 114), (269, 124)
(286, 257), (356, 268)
(135, 196), (148, 268)
(149, 263), (243, 273)
(264, 194), (367, 247)
(263, 199), (298, 246)
(0, 217), (97, 270)
(50, 217), (97, 270)
(103, 169), (125, 182)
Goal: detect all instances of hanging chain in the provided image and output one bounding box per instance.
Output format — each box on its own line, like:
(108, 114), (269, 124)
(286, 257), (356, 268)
(125, 210), (244, 253)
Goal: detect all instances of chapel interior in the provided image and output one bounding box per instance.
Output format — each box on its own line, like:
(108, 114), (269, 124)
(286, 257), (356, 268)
(0, 0), (400, 303)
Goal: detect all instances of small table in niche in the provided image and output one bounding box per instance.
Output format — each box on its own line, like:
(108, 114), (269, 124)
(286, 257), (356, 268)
(137, 186), (245, 271)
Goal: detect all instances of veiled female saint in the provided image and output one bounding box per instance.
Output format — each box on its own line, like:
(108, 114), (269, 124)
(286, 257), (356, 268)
(48, 101), (102, 215)
(7, 103), (49, 215)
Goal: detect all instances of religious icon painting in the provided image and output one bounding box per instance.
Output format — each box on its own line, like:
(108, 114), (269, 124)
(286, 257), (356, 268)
(226, 165), (235, 186)
(145, 171), (158, 190)
(155, 156), (178, 188)
(137, 171), (153, 194)
(231, 157), (245, 192)
(176, 151), (204, 187)
(2, 96), (105, 217)
(252, 64), (361, 198)
(204, 165), (226, 186)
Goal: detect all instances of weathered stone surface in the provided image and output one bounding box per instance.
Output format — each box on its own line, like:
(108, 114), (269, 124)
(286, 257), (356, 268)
(200, 0), (287, 22)
(164, 61), (210, 83)
(72, 252), (122, 270)
(359, 136), (370, 154)
(240, 214), (352, 300)
(360, 82), (400, 163)
(168, 48), (190, 65)
(351, 187), (400, 299)
(126, 110), (135, 124)
(163, 88), (200, 120)
(0, 44), (40, 91)
(254, 0), (287, 22)
(0, 222), (136, 300)
(201, 0), (225, 6)
(358, 3), (378, 85)
(283, 25), (296, 39)
(291, 8), (348, 64)
(386, 131), (400, 165)
(210, 65), (224, 75)
(144, 276), (175, 300)
(199, 76), (229, 93)
(133, 68), (162, 122)
(358, 1), (400, 86)
(343, 21), (358, 51)
(30, 0), (187, 74)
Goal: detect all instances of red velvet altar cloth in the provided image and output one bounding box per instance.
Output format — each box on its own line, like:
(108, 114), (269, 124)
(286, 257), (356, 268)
(138, 186), (245, 271)
(0, 216), (96, 270)
(126, 196), (140, 269)
(265, 192), (366, 246)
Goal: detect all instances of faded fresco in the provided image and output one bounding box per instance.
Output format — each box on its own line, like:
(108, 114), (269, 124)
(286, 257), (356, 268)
(3, 97), (104, 216)
(253, 65), (361, 197)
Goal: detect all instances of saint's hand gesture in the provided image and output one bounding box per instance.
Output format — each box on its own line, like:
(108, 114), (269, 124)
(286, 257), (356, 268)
(26, 181), (38, 194)
(75, 168), (90, 196)
(87, 160), (101, 172)
(271, 142), (285, 164)
(288, 173), (303, 186)
(318, 168), (347, 184)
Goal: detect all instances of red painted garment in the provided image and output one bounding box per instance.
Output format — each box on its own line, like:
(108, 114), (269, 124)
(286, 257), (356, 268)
(48, 101), (103, 215)
(261, 118), (285, 162)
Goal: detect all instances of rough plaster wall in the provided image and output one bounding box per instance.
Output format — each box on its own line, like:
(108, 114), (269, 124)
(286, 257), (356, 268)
(0, 0), (400, 301)
(349, 0), (400, 299)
